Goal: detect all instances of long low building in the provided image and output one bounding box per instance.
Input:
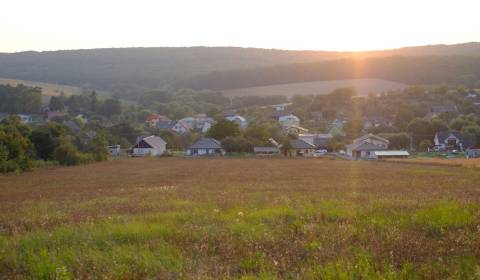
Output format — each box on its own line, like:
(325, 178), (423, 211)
(373, 150), (410, 159)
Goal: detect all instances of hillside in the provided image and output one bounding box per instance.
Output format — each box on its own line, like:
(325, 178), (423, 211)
(0, 43), (479, 98)
(184, 56), (480, 90)
(0, 77), (83, 97)
(222, 79), (408, 98)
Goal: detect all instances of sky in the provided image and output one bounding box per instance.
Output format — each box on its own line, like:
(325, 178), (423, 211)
(1, 0), (480, 53)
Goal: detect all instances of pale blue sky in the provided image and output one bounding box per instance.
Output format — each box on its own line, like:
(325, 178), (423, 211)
(2, 0), (479, 52)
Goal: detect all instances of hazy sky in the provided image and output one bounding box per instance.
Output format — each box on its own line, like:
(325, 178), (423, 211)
(2, 0), (479, 53)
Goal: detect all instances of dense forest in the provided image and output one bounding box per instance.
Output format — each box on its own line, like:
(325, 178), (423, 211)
(183, 56), (480, 90)
(0, 43), (479, 99)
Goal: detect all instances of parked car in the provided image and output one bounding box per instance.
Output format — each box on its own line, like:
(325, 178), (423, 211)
(313, 149), (328, 157)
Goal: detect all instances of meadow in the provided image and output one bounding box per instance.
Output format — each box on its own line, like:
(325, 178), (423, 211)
(1, 157), (480, 279)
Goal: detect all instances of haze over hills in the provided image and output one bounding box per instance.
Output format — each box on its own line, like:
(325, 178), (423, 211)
(0, 42), (479, 99)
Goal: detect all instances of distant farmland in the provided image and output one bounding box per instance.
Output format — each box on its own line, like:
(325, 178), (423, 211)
(222, 78), (408, 98)
(0, 77), (111, 103)
(1, 157), (480, 278)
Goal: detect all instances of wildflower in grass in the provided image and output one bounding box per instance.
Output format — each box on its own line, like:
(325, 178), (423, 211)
(238, 211), (244, 217)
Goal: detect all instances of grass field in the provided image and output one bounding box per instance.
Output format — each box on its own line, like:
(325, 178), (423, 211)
(1, 158), (480, 279)
(222, 79), (408, 98)
(0, 77), (111, 103)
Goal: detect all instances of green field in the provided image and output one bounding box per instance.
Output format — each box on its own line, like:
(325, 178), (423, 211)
(1, 158), (480, 279)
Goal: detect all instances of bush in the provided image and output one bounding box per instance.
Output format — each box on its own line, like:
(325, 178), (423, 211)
(54, 139), (91, 166)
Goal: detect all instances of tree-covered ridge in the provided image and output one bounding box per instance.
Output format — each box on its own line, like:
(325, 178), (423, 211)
(0, 43), (479, 98)
(183, 56), (480, 90)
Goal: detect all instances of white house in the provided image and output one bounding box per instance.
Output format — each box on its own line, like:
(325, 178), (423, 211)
(225, 115), (248, 129)
(108, 145), (121, 156)
(131, 136), (167, 157)
(172, 120), (191, 134)
(278, 113), (300, 127)
(346, 134), (389, 160)
(17, 114), (33, 124)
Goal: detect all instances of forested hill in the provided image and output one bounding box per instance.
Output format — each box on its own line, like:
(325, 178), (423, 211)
(0, 42), (479, 98)
(182, 56), (480, 90)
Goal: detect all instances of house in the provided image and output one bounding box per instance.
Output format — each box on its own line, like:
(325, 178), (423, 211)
(225, 115), (248, 129)
(434, 131), (473, 152)
(271, 103), (292, 112)
(278, 113), (300, 127)
(466, 149), (480, 158)
(108, 145), (121, 156)
(178, 116), (215, 133)
(155, 120), (173, 130)
(186, 138), (225, 156)
(288, 139), (316, 157)
(131, 135), (167, 157)
(373, 150), (410, 159)
(254, 146), (281, 156)
(17, 114), (33, 124)
(427, 105), (458, 119)
(145, 115), (170, 127)
(299, 133), (333, 150)
(284, 125), (309, 135)
(346, 134), (389, 160)
(172, 120), (191, 134)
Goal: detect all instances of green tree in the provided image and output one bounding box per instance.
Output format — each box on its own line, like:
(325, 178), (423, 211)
(0, 116), (34, 172)
(407, 118), (433, 147)
(222, 136), (253, 153)
(49, 95), (65, 111)
(206, 119), (240, 140)
(101, 98), (122, 117)
(30, 123), (67, 160)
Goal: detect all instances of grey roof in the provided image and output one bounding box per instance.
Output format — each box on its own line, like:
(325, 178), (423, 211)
(436, 131), (473, 148)
(314, 137), (331, 148)
(353, 134), (389, 144)
(135, 135), (166, 149)
(156, 121), (173, 129)
(290, 139), (316, 149)
(188, 138), (223, 149)
(347, 141), (387, 151)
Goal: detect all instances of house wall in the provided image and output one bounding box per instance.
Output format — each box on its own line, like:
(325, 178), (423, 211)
(132, 145), (165, 157)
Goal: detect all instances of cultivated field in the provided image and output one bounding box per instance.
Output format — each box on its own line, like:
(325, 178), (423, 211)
(222, 79), (408, 98)
(1, 158), (480, 279)
(0, 77), (111, 103)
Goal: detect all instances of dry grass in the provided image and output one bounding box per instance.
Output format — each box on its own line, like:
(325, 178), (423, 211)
(0, 77), (83, 97)
(1, 158), (480, 279)
(222, 79), (408, 98)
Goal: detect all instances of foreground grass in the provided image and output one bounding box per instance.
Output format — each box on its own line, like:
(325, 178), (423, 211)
(1, 158), (480, 279)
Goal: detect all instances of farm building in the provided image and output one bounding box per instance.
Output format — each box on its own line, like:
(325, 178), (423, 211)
(466, 149), (480, 158)
(346, 134), (389, 160)
(131, 136), (167, 157)
(373, 150), (410, 159)
(186, 138), (225, 156)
